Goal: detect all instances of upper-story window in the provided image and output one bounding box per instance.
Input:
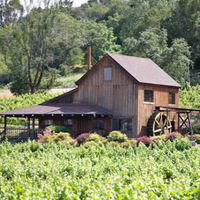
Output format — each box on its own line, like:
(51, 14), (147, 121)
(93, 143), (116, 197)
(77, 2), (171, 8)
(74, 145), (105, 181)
(144, 90), (154, 102)
(104, 67), (112, 81)
(169, 92), (175, 104)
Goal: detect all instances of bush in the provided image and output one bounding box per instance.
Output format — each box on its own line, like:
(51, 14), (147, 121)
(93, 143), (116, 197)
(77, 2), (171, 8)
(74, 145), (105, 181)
(120, 141), (131, 148)
(130, 140), (138, 147)
(83, 141), (97, 148)
(76, 133), (90, 145)
(192, 134), (200, 144)
(52, 132), (73, 144)
(166, 132), (182, 142)
(137, 136), (152, 147)
(101, 139), (108, 146)
(151, 134), (166, 142)
(174, 138), (192, 151)
(86, 133), (101, 142)
(107, 131), (127, 143)
(193, 123), (200, 134)
(45, 125), (69, 133)
(38, 131), (73, 144)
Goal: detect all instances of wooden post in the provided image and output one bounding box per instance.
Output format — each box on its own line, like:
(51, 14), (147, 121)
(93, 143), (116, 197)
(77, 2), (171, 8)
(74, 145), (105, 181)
(32, 117), (35, 139)
(3, 116), (7, 139)
(178, 113), (180, 132)
(187, 112), (193, 135)
(27, 117), (30, 138)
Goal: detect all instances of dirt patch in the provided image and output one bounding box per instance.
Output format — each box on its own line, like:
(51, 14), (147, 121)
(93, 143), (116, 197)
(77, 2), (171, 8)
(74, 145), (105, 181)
(0, 90), (13, 98)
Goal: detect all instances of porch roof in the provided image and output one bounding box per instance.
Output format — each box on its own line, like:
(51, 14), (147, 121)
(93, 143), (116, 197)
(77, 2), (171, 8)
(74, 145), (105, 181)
(0, 103), (113, 117)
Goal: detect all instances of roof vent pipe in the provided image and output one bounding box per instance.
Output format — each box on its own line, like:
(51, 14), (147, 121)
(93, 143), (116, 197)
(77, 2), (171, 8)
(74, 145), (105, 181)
(87, 44), (91, 71)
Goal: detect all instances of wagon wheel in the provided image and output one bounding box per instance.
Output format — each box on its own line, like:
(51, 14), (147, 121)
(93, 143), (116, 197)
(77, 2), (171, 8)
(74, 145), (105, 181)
(147, 112), (172, 136)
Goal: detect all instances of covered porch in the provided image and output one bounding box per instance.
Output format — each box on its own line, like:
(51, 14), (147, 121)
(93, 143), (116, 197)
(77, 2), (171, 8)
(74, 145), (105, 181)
(0, 103), (113, 141)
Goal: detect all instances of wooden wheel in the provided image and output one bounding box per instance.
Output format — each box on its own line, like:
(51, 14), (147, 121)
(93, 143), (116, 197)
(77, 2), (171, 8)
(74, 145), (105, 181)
(147, 112), (172, 136)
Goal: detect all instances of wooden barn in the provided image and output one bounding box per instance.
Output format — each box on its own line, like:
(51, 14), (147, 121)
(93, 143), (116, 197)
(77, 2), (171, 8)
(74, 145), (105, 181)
(0, 50), (183, 139)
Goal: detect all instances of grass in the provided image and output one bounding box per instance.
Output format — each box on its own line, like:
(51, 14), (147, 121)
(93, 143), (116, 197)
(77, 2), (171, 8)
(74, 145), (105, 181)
(55, 73), (84, 88)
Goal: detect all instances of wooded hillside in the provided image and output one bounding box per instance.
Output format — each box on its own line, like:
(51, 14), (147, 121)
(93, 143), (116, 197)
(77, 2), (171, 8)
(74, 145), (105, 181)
(0, 0), (199, 94)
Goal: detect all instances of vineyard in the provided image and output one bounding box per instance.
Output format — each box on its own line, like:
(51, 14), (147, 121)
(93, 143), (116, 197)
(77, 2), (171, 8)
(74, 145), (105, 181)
(0, 139), (200, 199)
(0, 92), (61, 125)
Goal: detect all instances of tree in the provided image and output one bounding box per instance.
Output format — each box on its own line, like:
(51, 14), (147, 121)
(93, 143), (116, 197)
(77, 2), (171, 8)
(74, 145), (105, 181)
(164, 0), (200, 69)
(122, 28), (192, 87)
(0, 8), (60, 94)
(0, 0), (23, 28)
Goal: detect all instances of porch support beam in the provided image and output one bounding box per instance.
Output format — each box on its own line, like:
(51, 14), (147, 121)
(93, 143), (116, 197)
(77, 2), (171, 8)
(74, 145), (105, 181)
(3, 116), (7, 138)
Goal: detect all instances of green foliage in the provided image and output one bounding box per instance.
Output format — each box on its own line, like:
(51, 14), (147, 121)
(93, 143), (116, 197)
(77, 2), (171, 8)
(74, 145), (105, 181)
(179, 84), (200, 109)
(38, 132), (74, 144)
(0, 139), (199, 199)
(0, 92), (61, 125)
(193, 124), (200, 134)
(86, 133), (101, 142)
(45, 125), (69, 133)
(122, 28), (192, 86)
(10, 75), (29, 95)
(107, 131), (127, 143)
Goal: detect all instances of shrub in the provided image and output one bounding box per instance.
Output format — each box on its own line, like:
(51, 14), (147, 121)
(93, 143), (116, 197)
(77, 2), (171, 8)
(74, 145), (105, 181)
(107, 131), (127, 143)
(76, 133), (90, 145)
(83, 141), (97, 148)
(45, 125), (69, 133)
(192, 134), (200, 144)
(193, 123), (200, 134)
(86, 133), (101, 142)
(101, 139), (108, 146)
(37, 128), (55, 141)
(174, 138), (192, 151)
(38, 131), (73, 144)
(151, 134), (166, 142)
(166, 132), (182, 142)
(130, 140), (138, 147)
(52, 132), (73, 144)
(120, 141), (131, 148)
(109, 141), (119, 147)
(137, 136), (152, 147)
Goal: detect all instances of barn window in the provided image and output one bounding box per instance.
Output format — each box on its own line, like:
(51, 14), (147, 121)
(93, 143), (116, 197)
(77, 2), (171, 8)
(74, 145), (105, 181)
(144, 90), (154, 102)
(169, 92), (175, 104)
(44, 119), (53, 126)
(112, 119), (132, 132)
(63, 119), (73, 126)
(104, 67), (112, 81)
(93, 120), (105, 130)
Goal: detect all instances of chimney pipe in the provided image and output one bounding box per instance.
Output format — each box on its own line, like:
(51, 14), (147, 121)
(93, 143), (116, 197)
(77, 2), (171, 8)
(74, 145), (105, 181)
(87, 44), (91, 71)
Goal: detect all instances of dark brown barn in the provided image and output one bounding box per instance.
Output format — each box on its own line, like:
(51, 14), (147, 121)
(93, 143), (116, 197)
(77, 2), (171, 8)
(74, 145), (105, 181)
(0, 53), (181, 138)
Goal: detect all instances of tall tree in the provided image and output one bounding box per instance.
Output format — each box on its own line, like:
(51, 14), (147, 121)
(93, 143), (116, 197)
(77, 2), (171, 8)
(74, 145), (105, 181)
(122, 28), (192, 87)
(0, 8), (60, 94)
(0, 0), (23, 28)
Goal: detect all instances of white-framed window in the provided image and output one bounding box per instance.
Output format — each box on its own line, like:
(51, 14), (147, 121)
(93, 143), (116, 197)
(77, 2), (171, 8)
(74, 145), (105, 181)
(104, 67), (112, 81)
(144, 90), (154, 102)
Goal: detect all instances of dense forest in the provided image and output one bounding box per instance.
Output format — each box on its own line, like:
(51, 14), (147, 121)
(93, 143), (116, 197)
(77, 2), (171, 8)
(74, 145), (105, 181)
(0, 0), (200, 94)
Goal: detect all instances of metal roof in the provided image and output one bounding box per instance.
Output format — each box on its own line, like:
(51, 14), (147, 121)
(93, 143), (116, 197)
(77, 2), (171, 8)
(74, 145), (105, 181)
(0, 103), (113, 117)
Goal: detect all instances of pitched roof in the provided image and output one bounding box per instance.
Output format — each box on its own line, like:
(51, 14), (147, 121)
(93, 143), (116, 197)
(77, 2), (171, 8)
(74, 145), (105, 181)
(0, 103), (113, 117)
(77, 53), (181, 88)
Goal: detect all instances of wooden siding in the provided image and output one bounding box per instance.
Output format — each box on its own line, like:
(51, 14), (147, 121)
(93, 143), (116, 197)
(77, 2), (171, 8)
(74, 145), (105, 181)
(47, 93), (75, 104)
(138, 84), (179, 136)
(74, 56), (138, 138)
(39, 115), (111, 138)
